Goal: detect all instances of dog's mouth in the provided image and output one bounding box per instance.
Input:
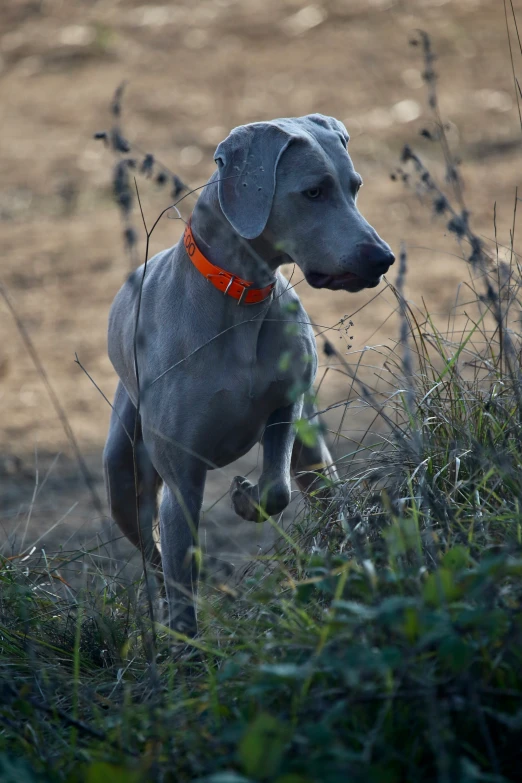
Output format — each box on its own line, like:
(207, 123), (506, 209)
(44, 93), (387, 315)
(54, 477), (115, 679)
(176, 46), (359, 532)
(305, 270), (381, 293)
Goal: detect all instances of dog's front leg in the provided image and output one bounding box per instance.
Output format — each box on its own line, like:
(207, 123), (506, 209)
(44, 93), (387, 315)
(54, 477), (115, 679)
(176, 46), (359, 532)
(231, 398), (303, 522)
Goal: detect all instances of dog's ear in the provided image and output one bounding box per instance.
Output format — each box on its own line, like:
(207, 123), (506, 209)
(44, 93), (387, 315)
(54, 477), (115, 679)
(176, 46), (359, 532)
(306, 114), (350, 146)
(214, 123), (294, 240)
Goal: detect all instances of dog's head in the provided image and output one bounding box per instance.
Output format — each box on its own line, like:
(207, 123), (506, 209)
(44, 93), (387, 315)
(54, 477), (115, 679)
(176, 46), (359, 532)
(214, 114), (394, 293)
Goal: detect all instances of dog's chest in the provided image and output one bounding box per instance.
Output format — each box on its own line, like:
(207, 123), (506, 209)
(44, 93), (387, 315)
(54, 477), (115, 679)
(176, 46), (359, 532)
(168, 308), (316, 466)
(249, 315), (316, 401)
(127, 275), (318, 465)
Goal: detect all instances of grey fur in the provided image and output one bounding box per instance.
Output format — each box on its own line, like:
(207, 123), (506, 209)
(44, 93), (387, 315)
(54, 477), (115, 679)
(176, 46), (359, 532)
(104, 114), (394, 635)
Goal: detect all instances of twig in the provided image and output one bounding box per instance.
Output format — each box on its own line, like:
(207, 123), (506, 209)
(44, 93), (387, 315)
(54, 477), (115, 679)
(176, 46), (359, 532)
(0, 283), (104, 518)
(74, 353), (132, 444)
(504, 0), (522, 140)
(130, 178), (158, 671)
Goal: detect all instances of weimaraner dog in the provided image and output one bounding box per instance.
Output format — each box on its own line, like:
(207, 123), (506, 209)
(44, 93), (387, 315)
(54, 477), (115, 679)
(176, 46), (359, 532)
(104, 114), (394, 634)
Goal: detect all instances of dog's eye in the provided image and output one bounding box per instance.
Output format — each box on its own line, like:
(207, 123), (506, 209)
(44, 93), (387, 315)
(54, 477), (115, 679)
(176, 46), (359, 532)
(304, 187), (322, 200)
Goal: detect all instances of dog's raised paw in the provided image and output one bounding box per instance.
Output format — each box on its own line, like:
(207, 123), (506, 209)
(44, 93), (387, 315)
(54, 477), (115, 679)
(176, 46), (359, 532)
(230, 475), (291, 522)
(230, 475), (262, 522)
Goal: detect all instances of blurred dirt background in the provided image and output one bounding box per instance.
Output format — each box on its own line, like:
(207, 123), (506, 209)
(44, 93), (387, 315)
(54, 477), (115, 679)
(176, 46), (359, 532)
(1, 0), (520, 573)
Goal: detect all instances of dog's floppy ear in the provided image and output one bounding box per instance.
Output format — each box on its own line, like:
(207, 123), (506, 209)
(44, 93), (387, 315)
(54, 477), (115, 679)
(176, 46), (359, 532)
(214, 123), (294, 240)
(307, 114), (350, 146)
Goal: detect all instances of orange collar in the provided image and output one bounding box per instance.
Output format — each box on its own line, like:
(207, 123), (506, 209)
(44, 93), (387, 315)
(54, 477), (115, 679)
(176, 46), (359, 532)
(183, 220), (276, 305)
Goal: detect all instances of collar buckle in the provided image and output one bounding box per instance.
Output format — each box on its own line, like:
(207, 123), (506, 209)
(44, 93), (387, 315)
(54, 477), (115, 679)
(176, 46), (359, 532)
(237, 283), (251, 306)
(185, 219), (274, 306)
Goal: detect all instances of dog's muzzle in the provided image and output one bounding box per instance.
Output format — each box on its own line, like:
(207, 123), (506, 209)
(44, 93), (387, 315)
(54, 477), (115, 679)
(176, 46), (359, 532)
(306, 243), (395, 293)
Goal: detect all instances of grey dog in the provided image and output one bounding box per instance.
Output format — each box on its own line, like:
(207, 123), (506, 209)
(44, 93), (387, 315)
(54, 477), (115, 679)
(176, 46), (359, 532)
(104, 114), (394, 634)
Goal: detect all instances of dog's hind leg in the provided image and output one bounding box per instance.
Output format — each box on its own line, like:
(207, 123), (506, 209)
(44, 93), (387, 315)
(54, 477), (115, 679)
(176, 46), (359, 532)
(103, 381), (162, 569)
(291, 398), (339, 502)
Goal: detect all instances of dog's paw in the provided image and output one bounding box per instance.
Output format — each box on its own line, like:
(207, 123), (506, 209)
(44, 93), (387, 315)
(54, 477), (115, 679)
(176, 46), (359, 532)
(230, 476), (261, 522)
(230, 475), (291, 522)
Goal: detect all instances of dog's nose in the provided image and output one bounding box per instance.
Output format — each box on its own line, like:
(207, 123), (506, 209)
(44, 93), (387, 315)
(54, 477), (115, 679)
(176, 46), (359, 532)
(358, 243), (395, 275)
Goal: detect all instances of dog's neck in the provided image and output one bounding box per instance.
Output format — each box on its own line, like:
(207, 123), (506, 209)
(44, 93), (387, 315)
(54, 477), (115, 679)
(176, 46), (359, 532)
(188, 172), (289, 286)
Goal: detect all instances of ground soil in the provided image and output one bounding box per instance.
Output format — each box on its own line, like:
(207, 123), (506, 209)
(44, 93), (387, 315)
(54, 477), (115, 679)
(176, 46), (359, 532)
(1, 0), (520, 576)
